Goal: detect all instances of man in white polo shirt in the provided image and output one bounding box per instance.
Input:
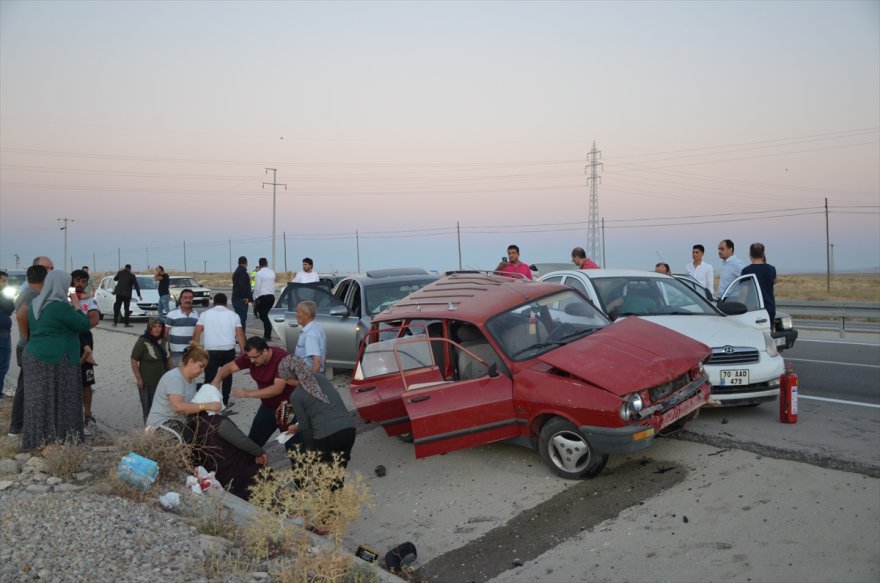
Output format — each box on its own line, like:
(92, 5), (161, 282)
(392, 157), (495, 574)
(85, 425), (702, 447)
(192, 293), (245, 406)
(165, 288), (200, 366)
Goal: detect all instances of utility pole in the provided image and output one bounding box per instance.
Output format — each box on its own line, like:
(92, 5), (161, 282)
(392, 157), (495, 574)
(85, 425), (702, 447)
(14, 254), (20, 269)
(356, 230), (361, 273)
(183, 241), (187, 272)
(92, 253), (96, 272)
(457, 221), (462, 270)
(825, 197), (831, 292)
(585, 142), (603, 264)
(601, 217), (607, 267)
(203, 259), (207, 273)
(263, 168), (287, 271)
(283, 232), (288, 274)
(57, 218), (74, 271)
(228, 239), (232, 273)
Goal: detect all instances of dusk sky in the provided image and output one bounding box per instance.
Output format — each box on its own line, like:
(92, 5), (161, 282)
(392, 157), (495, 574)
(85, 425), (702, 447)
(1, 0), (878, 276)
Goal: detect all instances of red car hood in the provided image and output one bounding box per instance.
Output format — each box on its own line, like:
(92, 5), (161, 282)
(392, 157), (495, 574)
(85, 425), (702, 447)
(537, 318), (710, 396)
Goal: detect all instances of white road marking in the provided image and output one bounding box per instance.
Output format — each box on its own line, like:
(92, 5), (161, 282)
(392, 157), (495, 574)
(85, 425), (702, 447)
(800, 395), (880, 409)
(785, 357), (880, 369)
(796, 338), (880, 347)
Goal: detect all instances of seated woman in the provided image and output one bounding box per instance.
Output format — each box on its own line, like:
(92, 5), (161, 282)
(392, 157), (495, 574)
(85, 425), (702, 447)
(277, 355), (356, 469)
(146, 341), (220, 441)
(188, 384), (268, 500)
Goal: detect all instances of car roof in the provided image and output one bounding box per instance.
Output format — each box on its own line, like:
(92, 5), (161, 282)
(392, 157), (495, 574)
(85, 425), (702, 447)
(340, 272), (439, 288)
(374, 273), (566, 325)
(542, 268), (670, 280)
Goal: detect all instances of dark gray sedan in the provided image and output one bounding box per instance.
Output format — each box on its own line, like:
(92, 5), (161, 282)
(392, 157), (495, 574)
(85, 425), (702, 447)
(269, 268), (439, 370)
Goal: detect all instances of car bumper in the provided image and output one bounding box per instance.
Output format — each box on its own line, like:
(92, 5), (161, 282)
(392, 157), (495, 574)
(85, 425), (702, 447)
(707, 354), (783, 403)
(580, 376), (710, 454)
(772, 329), (798, 350)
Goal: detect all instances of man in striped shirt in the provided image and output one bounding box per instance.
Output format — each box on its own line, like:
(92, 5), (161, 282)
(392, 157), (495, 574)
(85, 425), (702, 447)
(164, 289), (200, 366)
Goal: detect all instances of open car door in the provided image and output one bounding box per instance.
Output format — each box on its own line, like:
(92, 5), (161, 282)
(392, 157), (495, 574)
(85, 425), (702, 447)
(395, 337), (518, 459)
(719, 273), (771, 332)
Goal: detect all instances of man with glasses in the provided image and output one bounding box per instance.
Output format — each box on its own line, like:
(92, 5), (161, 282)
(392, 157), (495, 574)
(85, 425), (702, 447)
(211, 337), (292, 447)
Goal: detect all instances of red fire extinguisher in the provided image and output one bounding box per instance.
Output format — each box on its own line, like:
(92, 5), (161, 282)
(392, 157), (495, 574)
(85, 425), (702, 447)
(779, 361), (798, 424)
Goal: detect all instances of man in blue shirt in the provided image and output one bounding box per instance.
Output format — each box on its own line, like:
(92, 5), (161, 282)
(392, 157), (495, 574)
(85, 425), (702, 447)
(294, 300), (327, 374)
(716, 239), (745, 299)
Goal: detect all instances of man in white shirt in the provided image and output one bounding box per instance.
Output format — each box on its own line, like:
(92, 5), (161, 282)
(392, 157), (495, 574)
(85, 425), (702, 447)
(193, 293), (246, 406)
(686, 244), (714, 293)
(252, 257), (277, 341)
(291, 257), (320, 284)
(716, 239), (745, 299)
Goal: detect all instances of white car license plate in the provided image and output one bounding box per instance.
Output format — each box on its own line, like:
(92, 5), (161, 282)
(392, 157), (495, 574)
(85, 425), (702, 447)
(145, 309), (156, 315)
(720, 369), (749, 386)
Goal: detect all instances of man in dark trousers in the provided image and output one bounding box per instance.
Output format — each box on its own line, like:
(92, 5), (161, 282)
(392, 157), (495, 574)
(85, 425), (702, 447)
(231, 256), (253, 332)
(113, 264), (142, 328)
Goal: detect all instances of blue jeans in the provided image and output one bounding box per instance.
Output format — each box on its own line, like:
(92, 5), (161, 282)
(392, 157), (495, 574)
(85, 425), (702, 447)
(158, 294), (171, 319)
(233, 300), (250, 334)
(0, 332), (10, 388)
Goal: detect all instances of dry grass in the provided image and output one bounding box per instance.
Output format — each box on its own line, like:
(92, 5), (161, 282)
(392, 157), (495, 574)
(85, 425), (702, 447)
(241, 448), (373, 583)
(112, 428), (196, 483)
(775, 274), (879, 303)
(0, 402), (16, 458)
(42, 439), (90, 479)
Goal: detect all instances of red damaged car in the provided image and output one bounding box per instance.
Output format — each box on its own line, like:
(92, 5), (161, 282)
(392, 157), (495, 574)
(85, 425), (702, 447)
(350, 273), (711, 479)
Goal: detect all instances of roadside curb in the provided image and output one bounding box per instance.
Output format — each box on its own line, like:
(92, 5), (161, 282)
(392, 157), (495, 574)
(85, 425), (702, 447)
(206, 488), (408, 583)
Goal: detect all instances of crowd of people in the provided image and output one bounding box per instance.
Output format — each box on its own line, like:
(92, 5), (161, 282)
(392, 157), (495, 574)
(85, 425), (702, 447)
(2, 254), (353, 500)
(2, 243), (775, 499)
(494, 240), (776, 312)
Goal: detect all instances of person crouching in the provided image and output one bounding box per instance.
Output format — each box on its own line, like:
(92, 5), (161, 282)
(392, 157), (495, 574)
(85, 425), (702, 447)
(189, 384), (268, 500)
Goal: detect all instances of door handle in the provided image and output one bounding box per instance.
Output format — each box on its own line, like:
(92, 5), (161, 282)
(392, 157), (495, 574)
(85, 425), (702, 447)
(355, 385), (376, 393)
(755, 319), (768, 324)
(408, 396), (430, 403)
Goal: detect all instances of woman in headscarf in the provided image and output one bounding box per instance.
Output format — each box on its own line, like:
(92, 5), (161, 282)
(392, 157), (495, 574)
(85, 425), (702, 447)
(277, 354), (356, 468)
(130, 318), (173, 423)
(21, 270), (92, 450)
(188, 384), (268, 500)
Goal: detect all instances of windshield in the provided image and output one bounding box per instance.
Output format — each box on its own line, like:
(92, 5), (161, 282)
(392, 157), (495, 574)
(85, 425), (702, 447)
(486, 290), (608, 361)
(591, 276), (719, 319)
(365, 280), (436, 316)
(136, 276), (159, 290)
(170, 277), (200, 287)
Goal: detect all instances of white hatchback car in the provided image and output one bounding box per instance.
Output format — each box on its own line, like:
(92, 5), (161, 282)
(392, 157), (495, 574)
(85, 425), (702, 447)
(539, 269), (784, 406)
(94, 275), (176, 321)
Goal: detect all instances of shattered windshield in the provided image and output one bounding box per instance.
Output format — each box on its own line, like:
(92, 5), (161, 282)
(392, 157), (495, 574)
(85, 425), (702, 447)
(486, 290), (608, 361)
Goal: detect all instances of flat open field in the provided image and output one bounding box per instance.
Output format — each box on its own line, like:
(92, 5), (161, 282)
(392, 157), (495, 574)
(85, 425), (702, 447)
(90, 271), (880, 303)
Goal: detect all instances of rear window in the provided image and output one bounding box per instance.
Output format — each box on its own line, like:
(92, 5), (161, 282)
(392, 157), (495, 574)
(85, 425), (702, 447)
(365, 280), (435, 315)
(356, 334), (434, 379)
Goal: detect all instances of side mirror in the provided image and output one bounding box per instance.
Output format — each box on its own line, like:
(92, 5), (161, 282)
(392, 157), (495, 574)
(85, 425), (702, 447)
(329, 305), (350, 317)
(488, 362), (499, 378)
(717, 300), (748, 316)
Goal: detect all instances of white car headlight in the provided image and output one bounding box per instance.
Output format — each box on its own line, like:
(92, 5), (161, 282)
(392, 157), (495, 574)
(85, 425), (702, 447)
(764, 331), (779, 357)
(619, 393), (644, 422)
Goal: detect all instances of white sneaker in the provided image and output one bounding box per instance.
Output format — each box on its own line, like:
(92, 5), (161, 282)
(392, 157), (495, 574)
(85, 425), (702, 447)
(83, 416), (96, 437)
